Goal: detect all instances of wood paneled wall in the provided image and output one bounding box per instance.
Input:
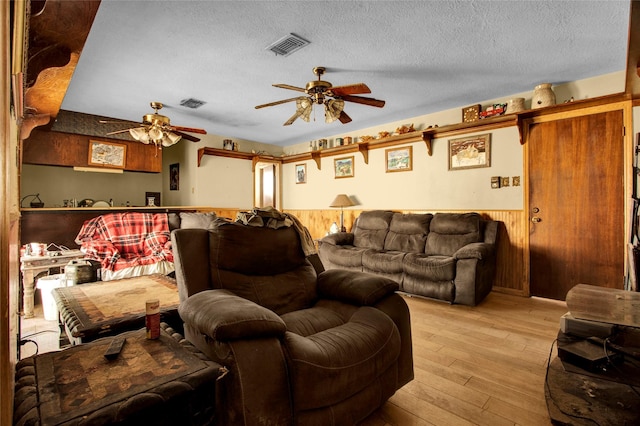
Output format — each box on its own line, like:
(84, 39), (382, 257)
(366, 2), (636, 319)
(284, 209), (527, 296)
(23, 129), (162, 173)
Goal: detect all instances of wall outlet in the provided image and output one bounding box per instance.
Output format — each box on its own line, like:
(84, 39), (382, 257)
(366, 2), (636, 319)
(501, 177), (510, 187)
(512, 176), (521, 187)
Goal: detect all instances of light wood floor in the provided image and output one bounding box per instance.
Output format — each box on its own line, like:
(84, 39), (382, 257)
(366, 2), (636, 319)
(20, 289), (567, 425)
(361, 292), (568, 426)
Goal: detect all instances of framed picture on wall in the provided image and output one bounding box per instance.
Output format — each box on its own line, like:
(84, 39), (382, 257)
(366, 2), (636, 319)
(170, 163), (179, 190)
(295, 164), (306, 184)
(448, 133), (491, 171)
(88, 140), (126, 168)
(334, 156), (354, 179)
(385, 146), (413, 172)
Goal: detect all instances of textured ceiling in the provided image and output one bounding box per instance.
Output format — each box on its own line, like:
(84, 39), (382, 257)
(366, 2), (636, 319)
(58, 0), (630, 147)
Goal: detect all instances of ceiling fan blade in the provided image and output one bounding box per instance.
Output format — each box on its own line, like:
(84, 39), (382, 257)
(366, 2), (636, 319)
(99, 119), (139, 125)
(273, 83), (306, 93)
(340, 94), (386, 108)
(338, 110), (352, 124)
(172, 130), (201, 142)
(284, 99), (313, 126)
(283, 110), (302, 126)
(171, 125), (207, 135)
(330, 83), (371, 96)
(255, 96), (307, 109)
(106, 128), (135, 136)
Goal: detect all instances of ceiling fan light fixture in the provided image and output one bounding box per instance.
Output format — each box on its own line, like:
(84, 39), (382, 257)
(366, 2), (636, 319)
(162, 132), (181, 147)
(129, 127), (148, 142)
(148, 126), (163, 141)
(325, 99), (344, 123)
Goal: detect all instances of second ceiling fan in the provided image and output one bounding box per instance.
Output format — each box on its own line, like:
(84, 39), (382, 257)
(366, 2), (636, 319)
(101, 102), (207, 147)
(255, 66), (385, 126)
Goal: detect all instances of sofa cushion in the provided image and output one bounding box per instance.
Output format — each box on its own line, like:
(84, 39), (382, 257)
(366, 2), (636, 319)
(168, 213), (181, 231)
(362, 250), (406, 284)
(283, 306), (400, 411)
(179, 212), (218, 229)
(403, 253), (457, 282)
(384, 213), (432, 252)
(425, 213), (482, 256)
(353, 210), (394, 250)
(281, 305), (349, 337)
(319, 244), (369, 270)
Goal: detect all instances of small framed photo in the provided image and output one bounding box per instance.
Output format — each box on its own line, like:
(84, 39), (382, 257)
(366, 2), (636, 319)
(334, 156), (354, 179)
(295, 164), (307, 184)
(385, 146), (413, 173)
(448, 134), (491, 171)
(88, 140), (126, 168)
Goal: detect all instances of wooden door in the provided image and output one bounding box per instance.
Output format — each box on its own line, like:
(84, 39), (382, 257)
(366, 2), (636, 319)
(528, 110), (624, 300)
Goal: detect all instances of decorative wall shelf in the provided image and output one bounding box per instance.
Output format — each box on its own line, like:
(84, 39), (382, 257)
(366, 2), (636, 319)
(197, 93), (629, 170)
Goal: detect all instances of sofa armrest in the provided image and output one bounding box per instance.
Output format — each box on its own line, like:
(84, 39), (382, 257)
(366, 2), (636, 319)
(317, 269), (399, 306)
(454, 242), (494, 260)
(319, 232), (354, 246)
(178, 289), (286, 341)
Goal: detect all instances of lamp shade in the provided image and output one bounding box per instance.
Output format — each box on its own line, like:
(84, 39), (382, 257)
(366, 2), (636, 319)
(330, 194), (354, 208)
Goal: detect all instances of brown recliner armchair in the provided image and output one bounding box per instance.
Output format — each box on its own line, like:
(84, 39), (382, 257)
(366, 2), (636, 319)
(171, 219), (413, 426)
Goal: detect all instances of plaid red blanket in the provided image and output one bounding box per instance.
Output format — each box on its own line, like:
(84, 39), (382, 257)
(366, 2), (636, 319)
(75, 212), (173, 271)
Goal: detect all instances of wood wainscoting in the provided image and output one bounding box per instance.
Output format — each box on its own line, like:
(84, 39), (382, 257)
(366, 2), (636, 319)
(284, 209), (527, 296)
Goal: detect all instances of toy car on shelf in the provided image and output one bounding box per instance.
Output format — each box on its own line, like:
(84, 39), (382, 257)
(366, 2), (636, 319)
(479, 103), (507, 119)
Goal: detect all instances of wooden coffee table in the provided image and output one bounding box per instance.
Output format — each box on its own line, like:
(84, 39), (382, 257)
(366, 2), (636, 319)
(53, 274), (181, 345)
(13, 324), (225, 426)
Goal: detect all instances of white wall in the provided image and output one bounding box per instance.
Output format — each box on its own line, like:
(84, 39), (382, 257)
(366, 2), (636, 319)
(22, 71), (625, 211)
(282, 71), (624, 211)
(283, 127), (523, 210)
(162, 134), (282, 208)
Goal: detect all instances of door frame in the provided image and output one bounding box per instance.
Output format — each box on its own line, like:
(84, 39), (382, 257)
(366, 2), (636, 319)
(521, 100), (634, 296)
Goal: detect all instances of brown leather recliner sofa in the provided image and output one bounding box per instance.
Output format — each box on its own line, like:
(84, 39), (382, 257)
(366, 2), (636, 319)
(318, 211), (499, 306)
(171, 218), (413, 426)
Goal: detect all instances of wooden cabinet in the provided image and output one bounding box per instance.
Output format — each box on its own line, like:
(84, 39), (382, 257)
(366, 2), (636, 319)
(23, 129), (162, 173)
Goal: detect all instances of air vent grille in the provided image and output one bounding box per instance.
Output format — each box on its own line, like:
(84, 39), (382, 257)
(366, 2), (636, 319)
(266, 33), (310, 56)
(180, 98), (206, 109)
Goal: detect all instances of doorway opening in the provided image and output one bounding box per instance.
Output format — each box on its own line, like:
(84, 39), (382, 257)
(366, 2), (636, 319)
(254, 161), (281, 209)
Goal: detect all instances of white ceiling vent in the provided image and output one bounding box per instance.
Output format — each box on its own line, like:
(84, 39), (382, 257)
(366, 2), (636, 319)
(180, 98), (206, 109)
(265, 33), (310, 56)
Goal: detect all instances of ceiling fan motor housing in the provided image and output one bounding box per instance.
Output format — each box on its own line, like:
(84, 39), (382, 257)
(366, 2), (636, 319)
(143, 113), (170, 126)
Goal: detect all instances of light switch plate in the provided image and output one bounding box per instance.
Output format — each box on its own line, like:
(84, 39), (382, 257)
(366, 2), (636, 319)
(501, 177), (510, 187)
(491, 176), (501, 189)
(512, 176), (521, 186)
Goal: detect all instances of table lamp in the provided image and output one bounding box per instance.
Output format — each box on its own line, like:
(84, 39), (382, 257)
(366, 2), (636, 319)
(330, 194), (355, 232)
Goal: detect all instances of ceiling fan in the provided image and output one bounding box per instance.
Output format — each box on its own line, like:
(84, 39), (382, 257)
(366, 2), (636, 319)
(255, 66), (385, 126)
(100, 102), (207, 147)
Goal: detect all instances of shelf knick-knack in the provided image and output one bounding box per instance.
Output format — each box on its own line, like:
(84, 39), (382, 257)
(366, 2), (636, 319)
(532, 83), (556, 109)
(506, 98), (525, 114)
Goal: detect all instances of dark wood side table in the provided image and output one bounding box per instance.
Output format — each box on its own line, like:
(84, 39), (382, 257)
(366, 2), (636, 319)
(545, 330), (640, 425)
(13, 324), (226, 426)
(53, 274), (181, 345)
